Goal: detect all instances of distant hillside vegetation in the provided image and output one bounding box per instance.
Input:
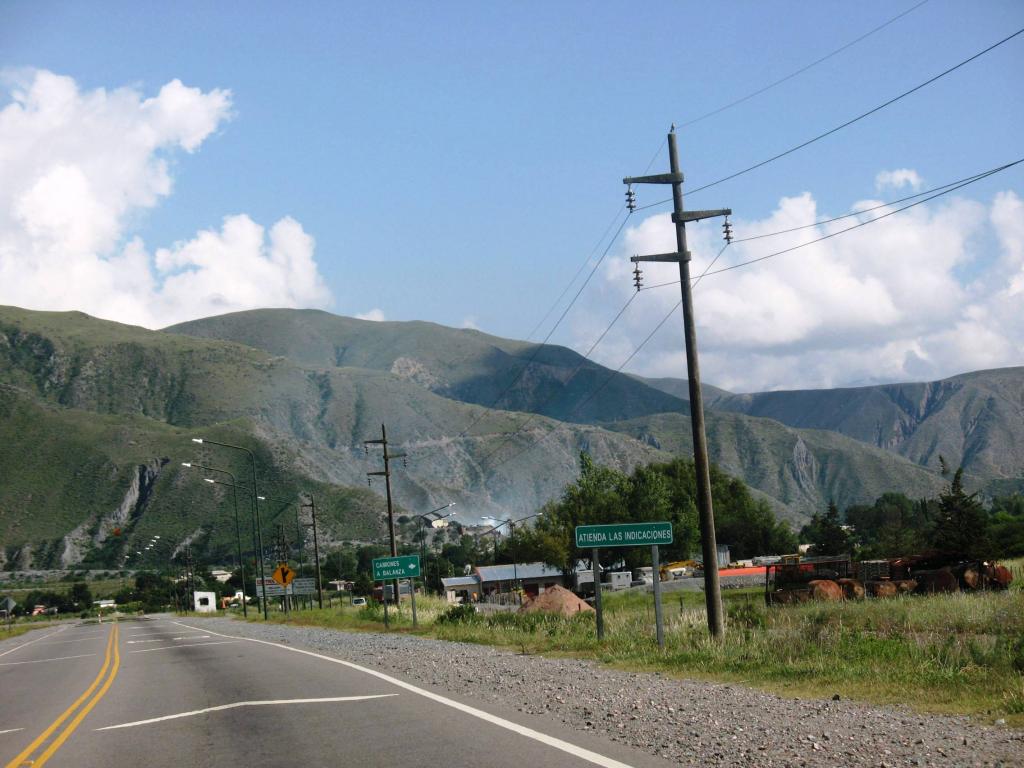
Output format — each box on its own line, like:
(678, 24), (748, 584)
(166, 309), (688, 424)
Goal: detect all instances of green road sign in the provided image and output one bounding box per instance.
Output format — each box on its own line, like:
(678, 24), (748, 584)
(372, 554), (421, 581)
(575, 521), (673, 548)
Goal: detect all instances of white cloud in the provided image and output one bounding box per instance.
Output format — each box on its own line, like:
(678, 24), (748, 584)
(356, 309), (386, 322)
(875, 168), (924, 191)
(0, 69), (331, 328)
(572, 180), (1024, 392)
(461, 316), (481, 330)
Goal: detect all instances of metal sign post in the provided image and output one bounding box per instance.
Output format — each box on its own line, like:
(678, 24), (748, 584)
(372, 555), (421, 629)
(575, 522), (674, 647)
(651, 544), (665, 650)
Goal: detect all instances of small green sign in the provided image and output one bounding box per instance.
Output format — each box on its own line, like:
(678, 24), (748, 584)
(575, 521), (673, 549)
(372, 554), (421, 581)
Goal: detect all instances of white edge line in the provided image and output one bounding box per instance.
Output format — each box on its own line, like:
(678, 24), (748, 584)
(0, 728), (25, 735)
(95, 695), (399, 730)
(0, 653), (96, 666)
(129, 640), (237, 653)
(173, 621), (635, 768)
(0, 624), (69, 658)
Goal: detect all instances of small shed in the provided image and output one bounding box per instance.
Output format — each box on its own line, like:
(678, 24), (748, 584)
(441, 575), (480, 604)
(193, 591), (217, 613)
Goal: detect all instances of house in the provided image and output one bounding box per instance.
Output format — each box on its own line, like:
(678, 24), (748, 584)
(441, 561), (573, 604)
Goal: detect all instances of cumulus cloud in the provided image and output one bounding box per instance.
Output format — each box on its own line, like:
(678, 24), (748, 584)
(875, 169), (924, 191)
(0, 69), (331, 328)
(573, 180), (1024, 392)
(356, 309), (386, 322)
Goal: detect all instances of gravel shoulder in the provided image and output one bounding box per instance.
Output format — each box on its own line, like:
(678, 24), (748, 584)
(192, 616), (1023, 767)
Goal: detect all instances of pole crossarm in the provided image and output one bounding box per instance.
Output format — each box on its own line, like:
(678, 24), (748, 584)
(673, 208), (731, 224)
(622, 172), (683, 185)
(631, 252), (688, 263)
(367, 470), (389, 477)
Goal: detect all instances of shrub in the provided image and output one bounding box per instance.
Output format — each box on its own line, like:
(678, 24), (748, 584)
(436, 604), (478, 625)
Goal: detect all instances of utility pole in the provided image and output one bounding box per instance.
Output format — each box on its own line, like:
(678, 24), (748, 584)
(303, 495), (324, 609)
(366, 424), (406, 608)
(624, 127), (729, 639)
(275, 523), (291, 613)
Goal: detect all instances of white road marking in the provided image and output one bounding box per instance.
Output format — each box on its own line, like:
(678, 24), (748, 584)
(0, 625), (69, 658)
(129, 640), (237, 653)
(0, 728), (25, 735)
(174, 622), (637, 768)
(171, 635), (210, 640)
(38, 636), (107, 645)
(125, 639), (166, 644)
(95, 695), (399, 730)
(0, 653), (96, 666)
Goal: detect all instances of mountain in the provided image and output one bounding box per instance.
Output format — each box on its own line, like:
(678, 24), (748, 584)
(709, 368), (1024, 484)
(626, 373), (731, 406)
(165, 308), (984, 516)
(166, 309), (688, 425)
(600, 412), (949, 527)
(5, 304), (1013, 570)
(0, 306), (670, 568)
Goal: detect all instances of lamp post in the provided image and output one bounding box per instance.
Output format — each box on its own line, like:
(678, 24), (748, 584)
(182, 462), (251, 618)
(413, 503), (456, 595)
(191, 438), (269, 620)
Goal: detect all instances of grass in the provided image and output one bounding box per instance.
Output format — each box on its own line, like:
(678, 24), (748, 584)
(238, 575), (1024, 726)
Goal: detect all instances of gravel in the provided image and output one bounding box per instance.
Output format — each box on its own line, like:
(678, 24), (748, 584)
(194, 616), (1024, 767)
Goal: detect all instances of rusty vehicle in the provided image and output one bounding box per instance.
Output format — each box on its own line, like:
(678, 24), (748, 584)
(765, 552), (1013, 605)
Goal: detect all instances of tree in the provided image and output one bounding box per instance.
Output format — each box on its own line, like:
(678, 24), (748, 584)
(68, 581), (93, 609)
(930, 463), (989, 558)
(802, 502), (852, 557)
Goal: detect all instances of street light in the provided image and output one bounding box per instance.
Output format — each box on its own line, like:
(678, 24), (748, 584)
(182, 461), (252, 618)
(188, 439), (269, 620)
(413, 503), (456, 595)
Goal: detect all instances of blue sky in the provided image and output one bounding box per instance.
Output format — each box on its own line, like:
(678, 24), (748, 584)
(1, 1), (1022, 390)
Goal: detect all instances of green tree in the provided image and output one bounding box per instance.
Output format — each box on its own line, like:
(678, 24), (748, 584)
(930, 463), (989, 558)
(68, 581), (93, 609)
(802, 502), (852, 556)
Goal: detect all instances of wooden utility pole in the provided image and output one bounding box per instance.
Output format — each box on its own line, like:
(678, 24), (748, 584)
(366, 424), (406, 607)
(624, 127), (729, 639)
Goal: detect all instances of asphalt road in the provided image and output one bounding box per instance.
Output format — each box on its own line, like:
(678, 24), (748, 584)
(0, 618), (674, 768)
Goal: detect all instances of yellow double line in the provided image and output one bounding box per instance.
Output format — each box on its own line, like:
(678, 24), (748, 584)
(5, 623), (120, 768)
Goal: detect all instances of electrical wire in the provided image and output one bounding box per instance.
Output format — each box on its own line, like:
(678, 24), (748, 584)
(685, 27), (1024, 197)
(636, 26), (1024, 212)
(458, 211), (633, 438)
(676, 0), (931, 131)
(524, 206), (627, 342)
(481, 155), (1022, 471)
(730, 166), (1009, 244)
(474, 290), (641, 467)
(640, 157), (1022, 290)
(481, 243), (729, 473)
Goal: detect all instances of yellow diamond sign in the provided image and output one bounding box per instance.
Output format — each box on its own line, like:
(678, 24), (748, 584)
(272, 563), (295, 587)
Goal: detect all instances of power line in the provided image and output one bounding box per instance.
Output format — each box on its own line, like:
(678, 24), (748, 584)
(483, 245), (728, 473)
(482, 155), (1022, 471)
(475, 291), (640, 468)
(677, 0), (931, 130)
(730, 166), (1010, 244)
(635, 26), (1024, 213)
(686, 27), (1024, 197)
(640, 157), (1022, 290)
(458, 211), (633, 438)
(524, 206), (628, 342)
